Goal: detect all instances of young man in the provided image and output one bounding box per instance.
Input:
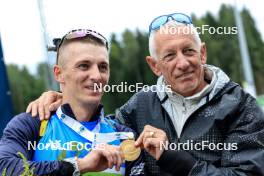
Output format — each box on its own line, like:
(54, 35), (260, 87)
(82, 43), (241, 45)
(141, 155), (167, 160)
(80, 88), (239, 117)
(26, 13), (264, 176)
(0, 29), (144, 176)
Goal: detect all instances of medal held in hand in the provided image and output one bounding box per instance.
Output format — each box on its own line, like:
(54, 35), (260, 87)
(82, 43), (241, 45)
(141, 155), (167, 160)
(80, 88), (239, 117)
(120, 140), (141, 161)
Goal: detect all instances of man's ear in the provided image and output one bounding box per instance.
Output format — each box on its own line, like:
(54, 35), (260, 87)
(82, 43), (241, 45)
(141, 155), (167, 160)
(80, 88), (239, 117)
(146, 56), (162, 76)
(53, 65), (64, 83)
(200, 42), (207, 64)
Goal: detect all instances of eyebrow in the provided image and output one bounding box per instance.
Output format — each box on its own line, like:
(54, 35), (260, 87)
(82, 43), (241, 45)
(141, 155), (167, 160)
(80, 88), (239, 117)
(75, 59), (109, 66)
(98, 61), (109, 66)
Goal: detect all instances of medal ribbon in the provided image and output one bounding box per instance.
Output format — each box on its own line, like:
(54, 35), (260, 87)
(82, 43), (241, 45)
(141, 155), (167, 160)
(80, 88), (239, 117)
(56, 106), (134, 146)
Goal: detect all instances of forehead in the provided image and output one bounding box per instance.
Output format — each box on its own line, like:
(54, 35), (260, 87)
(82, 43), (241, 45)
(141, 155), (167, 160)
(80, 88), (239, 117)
(60, 41), (109, 64)
(154, 25), (199, 50)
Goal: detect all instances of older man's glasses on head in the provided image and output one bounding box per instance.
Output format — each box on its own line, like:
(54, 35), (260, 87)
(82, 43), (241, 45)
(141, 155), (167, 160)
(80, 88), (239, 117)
(149, 13), (193, 34)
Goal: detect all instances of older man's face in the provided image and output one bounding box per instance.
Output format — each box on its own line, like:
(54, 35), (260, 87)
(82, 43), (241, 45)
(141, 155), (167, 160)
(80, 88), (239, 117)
(153, 26), (207, 96)
(56, 41), (109, 106)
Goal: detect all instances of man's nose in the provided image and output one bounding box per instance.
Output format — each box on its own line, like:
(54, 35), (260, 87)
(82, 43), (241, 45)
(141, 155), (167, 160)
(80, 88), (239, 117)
(176, 54), (190, 70)
(90, 65), (101, 81)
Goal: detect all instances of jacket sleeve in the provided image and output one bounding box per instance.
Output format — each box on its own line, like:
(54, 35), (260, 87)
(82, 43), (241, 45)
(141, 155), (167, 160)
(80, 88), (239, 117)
(115, 93), (138, 131)
(0, 113), (74, 176)
(158, 93), (264, 176)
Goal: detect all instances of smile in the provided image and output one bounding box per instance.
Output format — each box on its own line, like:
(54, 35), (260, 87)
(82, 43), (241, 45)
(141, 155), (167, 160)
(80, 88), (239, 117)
(177, 71), (194, 79)
(84, 85), (98, 91)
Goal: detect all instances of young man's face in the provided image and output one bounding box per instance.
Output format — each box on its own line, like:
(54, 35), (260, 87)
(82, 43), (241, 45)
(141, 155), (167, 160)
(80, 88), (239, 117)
(148, 25), (207, 97)
(55, 41), (109, 106)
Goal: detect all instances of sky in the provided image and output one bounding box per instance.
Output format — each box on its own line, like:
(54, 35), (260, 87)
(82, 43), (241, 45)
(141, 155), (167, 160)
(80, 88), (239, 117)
(0, 0), (263, 74)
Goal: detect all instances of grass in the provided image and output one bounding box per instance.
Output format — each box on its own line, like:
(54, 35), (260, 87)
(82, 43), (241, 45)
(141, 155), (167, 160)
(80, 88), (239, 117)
(1, 152), (35, 176)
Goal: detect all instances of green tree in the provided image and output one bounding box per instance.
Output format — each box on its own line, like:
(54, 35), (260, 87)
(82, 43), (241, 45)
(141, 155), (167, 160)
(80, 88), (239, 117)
(241, 8), (264, 93)
(102, 29), (156, 114)
(7, 63), (47, 114)
(193, 5), (264, 94)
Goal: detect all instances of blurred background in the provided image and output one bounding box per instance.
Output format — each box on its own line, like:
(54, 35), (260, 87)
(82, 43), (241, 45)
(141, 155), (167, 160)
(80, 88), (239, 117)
(1, 0), (264, 136)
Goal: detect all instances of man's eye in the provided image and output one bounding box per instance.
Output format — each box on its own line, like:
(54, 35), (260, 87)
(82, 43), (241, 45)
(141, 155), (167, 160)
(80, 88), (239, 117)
(78, 64), (89, 70)
(99, 64), (108, 72)
(184, 48), (196, 55)
(163, 53), (175, 61)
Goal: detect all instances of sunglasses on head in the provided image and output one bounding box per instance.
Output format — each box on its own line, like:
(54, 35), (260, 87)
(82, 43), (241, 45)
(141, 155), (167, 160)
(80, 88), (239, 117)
(56, 29), (109, 50)
(149, 13), (193, 34)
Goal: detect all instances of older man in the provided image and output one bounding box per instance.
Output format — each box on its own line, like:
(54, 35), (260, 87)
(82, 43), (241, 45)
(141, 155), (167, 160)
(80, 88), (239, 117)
(0, 29), (144, 176)
(26, 13), (264, 176)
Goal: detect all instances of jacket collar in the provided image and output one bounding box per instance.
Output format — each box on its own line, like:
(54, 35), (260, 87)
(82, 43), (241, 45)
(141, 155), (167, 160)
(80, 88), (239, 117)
(61, 103), (104, 122)
(156, 64), (230, 103)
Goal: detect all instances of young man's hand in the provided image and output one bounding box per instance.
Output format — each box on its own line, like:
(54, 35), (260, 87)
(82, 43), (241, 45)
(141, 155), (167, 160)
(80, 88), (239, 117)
(26, 91), (63, 120)
(77, 143), (125, 173)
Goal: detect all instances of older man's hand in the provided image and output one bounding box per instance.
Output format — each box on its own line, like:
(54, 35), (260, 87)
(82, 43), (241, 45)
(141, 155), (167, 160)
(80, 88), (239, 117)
(135, 125), (168, 160)
(26, 91), (62, 120)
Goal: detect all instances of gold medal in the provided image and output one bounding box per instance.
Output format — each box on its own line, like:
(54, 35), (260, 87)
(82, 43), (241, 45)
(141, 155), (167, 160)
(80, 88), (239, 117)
(120, 140), (141, 161)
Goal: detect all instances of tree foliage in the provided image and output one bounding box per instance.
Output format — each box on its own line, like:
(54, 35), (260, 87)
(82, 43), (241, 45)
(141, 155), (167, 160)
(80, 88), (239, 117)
(7, 64), (46, 114)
